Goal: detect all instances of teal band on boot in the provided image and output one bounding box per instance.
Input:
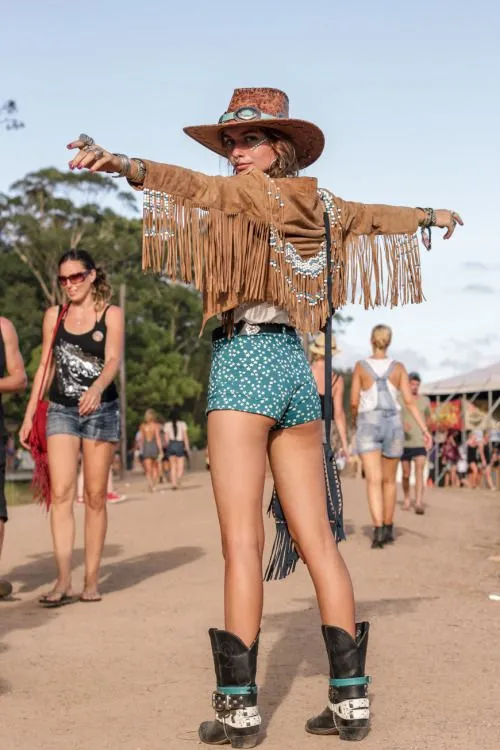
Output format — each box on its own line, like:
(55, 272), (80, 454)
(329, 676), (372, 688)
(218, 685), (258, 696)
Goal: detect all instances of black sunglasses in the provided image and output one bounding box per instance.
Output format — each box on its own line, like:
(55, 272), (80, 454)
(57, 270), (92, 287)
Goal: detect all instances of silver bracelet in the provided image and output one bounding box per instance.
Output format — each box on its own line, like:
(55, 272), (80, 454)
(129, 158), (147, 184)
(113, 153), (131, 178)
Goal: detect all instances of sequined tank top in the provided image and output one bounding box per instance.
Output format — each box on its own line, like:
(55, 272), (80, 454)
(48, 306), (118, 407)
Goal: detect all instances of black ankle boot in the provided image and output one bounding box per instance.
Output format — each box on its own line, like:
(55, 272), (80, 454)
(305, 622), (371, 741)
(383, 524), (394, 544)
(198, 629), (261, 748)
(371, 526), (385, 549)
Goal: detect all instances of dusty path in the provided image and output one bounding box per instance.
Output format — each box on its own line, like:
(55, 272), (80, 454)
(1, 472), (499, 750)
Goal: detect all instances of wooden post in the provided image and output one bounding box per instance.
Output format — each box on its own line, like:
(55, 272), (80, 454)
(119, 283), (127, 479)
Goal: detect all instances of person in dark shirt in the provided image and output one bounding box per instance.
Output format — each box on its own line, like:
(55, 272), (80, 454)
(20, 250), (124, 606)
(0, 317), (27, 598)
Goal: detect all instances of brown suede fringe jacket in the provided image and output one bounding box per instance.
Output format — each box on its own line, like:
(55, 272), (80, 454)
(137, 161), (423, 333)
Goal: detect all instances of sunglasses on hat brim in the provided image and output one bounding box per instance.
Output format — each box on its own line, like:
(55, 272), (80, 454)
(218, 106), (285, 125)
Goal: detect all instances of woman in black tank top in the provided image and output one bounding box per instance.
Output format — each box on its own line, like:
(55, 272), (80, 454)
(20, 250), (124, 606)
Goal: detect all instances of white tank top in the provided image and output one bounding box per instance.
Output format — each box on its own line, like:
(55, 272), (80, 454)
(358, 358), (401, 413)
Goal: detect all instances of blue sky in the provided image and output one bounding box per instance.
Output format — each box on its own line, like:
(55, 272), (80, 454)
(1, 0), (499, 382)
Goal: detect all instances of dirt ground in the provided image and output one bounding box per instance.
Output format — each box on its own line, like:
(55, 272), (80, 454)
(1, 471), (500, 750)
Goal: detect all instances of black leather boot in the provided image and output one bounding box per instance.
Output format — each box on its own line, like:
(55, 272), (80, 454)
(305, 622), (371, 741)
(198, 629), (261, 748)
(371, 526), (385, 549)
(383, 524), (394, 544)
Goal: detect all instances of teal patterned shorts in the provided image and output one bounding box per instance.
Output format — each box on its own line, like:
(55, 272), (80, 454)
(207, 332), (321, 429)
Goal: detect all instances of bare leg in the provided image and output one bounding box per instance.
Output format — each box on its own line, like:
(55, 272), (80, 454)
(401, 459), (411, 509)
(170, 456), (179, 488)
(177, 456), (185, 484)
(143, 458), (155, 491)
(208, 410), (270, 646)
(268, 421), (355, 636)
(46, 434), (81, 599)
(414, 456), (427, 510)
(360, 451), (384, 527)
(81, 439), (115, 599)
(381, 456), (399, 524)
(0, 520), (5, 559)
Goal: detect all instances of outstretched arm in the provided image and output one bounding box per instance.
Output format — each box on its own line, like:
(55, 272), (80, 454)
(337, 198), (463, 243)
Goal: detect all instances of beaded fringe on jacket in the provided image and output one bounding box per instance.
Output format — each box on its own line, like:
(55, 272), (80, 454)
(141, 187), (423, 332)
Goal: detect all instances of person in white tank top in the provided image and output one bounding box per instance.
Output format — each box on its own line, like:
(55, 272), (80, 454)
(351, 325), (432, 550)
(164, 408), (190, 489)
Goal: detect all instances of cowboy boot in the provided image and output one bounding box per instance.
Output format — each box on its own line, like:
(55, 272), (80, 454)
(198, 628), (261, 748)
(305, 621), (371, 741)
(382, 524), (394, 544)
(371, 526), (385, 549)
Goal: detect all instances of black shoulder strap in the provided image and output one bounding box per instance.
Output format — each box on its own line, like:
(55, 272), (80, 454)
(322, 211), (334, 448)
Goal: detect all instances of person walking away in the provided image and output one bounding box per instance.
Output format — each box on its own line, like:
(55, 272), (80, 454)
(478, 431), (496, 491)
(310, 332), (349, 458)
(466, 432), (480, 489)
(164, 408), (190, 489)
(401, 372), (432, 514)
(20, 250), (123, 605)
(442, 431), (459, 488)
(0, 317), (27, 598)
(139, 409), (163, 492)
(351, 326), (432, 548)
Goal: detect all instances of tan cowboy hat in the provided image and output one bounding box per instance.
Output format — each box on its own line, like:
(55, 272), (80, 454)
(309, 332), (341, 357)
(183, 87), (325, 169)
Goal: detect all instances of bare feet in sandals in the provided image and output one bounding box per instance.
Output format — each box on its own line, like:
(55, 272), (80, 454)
(39, 585), (76, 608)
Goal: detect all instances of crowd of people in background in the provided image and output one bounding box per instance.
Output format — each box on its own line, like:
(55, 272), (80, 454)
(134, 408), (191, 492)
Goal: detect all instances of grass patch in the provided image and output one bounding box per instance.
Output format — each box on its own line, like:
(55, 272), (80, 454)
(6, 481), (34, 507)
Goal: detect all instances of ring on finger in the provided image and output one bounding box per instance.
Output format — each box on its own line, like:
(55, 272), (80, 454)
(79, 133), (95, 147)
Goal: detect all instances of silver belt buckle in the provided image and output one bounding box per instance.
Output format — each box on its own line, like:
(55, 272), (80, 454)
(240, 322), (261, 336)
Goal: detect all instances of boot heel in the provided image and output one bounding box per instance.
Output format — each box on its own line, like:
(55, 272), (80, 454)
(229, 733), (259, 748)
(338, 725), (370, 741)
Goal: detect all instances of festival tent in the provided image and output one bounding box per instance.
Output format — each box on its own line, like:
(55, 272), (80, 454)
(421, 361), (500, 433)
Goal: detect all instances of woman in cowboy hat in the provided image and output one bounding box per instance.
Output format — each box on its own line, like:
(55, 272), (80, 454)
(67, 87), (462, 746)
(309, 331), (349, 458)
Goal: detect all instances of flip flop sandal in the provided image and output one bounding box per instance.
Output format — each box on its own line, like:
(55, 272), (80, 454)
(415, 507), (425, 515)
(40, 593), (77, 608)
(79, 593), (102, 603)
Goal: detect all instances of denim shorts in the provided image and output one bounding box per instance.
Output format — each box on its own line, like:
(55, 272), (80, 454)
(47, 400), (120, 443)
(356, 410), (404, 459)
(207, 331), (321, 429)
(167, 440), (185, 458)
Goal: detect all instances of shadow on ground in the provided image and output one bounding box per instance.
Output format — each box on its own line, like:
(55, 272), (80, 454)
(0, 546), (205, 645)
(6, 544), (124, 595)
(361, 524), (429, 541)
(260, 594), (438, 730)
(99, 546), (205, 594)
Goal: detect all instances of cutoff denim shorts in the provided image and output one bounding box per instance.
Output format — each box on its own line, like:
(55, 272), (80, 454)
(47, 400), (120, 443)
(356, 409), (404, 459)
(207, 331), (321, 429)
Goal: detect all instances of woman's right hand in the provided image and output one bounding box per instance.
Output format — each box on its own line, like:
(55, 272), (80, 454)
(19, 417), (33, 450)
(67, 136), (122, 174)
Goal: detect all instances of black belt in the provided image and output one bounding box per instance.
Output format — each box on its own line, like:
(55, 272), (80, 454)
(212, 321), (297, 342)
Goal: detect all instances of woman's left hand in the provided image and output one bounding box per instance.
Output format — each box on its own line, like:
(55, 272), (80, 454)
(79, 385), (102, 416)
(433, 209), (464, 240)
